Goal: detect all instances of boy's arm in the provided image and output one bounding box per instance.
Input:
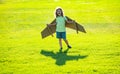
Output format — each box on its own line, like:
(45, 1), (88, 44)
(66, 20), (74, 24)
(48, 22), (56, 26)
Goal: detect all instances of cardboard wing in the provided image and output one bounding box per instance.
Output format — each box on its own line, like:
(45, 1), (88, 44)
(65, 16), (86, 33)
(41, 16), (86, 39)
(41, 19), (56, 39)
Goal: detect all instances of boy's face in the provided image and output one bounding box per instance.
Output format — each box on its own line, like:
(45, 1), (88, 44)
(56, 9), (62, 16)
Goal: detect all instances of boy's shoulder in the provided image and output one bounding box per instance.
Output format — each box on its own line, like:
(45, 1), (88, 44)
(55, 16), (67, 20)
(63, 16), (67, 20)
(63, 16), (66, 17)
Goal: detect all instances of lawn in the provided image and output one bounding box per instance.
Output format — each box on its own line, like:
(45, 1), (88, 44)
(0, 0), (120, 74)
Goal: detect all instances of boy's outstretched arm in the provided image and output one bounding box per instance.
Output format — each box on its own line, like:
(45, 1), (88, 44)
(48, 22), (56, 26)
(66, 20), (74, 24)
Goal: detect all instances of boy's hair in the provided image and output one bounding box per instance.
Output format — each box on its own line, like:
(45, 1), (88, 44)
(55, 8), (64, 17)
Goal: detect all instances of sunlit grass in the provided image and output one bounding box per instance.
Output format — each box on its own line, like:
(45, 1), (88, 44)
(0, 0), (120, 74)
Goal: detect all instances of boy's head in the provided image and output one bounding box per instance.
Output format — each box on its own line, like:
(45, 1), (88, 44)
(55, 8), (64, 17)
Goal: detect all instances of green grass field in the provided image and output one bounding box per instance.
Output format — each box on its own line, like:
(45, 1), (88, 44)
(0, 0), (120, 74)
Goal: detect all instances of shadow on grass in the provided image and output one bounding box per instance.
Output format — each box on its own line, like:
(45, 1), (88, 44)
(40, 48), (88, 66)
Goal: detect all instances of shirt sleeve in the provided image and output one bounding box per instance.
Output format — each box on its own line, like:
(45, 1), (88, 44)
(64, 16), (67, 21)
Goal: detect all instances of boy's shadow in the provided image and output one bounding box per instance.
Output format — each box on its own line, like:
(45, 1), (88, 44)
(40, 49), (88, 66)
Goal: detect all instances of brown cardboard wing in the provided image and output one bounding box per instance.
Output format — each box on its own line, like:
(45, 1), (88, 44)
(41, 16), (86, 39)
(65, 16), (86, 33)
(41, 19), (56, 39)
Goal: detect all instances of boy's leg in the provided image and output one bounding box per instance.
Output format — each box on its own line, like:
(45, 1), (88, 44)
(63, 39), (72, 48)
(63, 39), (69, 46)
(56, 32), (62, 50)
(59, 38), (62, 49)
(62, 32), (69, 46)
(62, 32), (72, 48)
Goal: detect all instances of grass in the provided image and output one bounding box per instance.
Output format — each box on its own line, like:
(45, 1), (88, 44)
(0, 0), (120, 74)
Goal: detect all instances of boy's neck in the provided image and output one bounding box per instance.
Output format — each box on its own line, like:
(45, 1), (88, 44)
(58, 15), (63, 17)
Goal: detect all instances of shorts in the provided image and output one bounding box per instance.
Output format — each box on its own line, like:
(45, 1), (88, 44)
(56, 32), (66, 40)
